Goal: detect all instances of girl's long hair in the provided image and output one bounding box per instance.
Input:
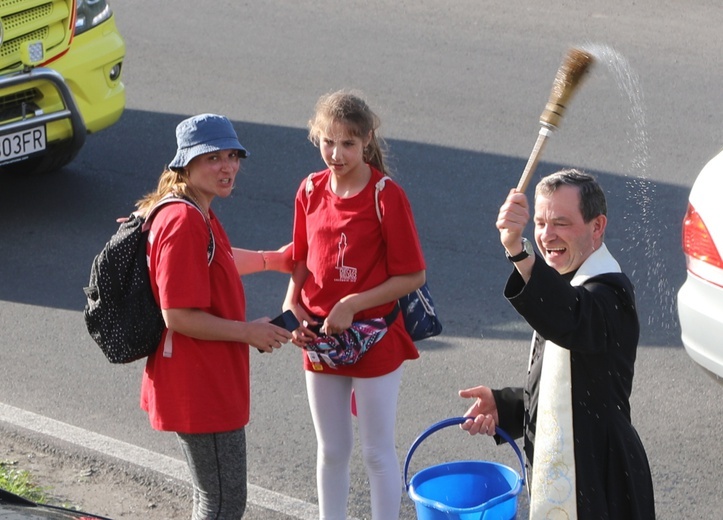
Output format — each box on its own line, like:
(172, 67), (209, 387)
(308, 90), (391, 175)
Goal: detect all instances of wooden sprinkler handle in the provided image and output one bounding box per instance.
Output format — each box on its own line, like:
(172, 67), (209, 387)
(517, 126), (552, 193)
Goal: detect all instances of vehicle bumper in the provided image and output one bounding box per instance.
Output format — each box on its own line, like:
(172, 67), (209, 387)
(0, 15), (125, 167)
(0, 67), (86, 166)
(677, 272), (723, 383)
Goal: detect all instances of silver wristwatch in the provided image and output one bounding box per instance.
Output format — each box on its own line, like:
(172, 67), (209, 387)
(506, 237), (533, 263)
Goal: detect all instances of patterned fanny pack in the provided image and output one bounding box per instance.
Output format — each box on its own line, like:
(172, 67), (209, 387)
(304, 305), (400, 367)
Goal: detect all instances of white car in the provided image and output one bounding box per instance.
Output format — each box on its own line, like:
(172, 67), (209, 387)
(677, 149), (723, 383)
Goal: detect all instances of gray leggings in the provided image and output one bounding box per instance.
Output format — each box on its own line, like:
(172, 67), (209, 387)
(177, 428), (247, 520)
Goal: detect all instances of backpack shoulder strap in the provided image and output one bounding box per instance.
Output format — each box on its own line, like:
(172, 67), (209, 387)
(143, 196), (215, 265)
(304, 172), (321, 215)
(305, 172), (316, 197)
(374, 175), (392, 222)
(306, 172), (391, 223)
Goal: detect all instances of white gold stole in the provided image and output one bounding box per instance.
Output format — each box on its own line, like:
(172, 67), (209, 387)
(529, 244), (621, 519)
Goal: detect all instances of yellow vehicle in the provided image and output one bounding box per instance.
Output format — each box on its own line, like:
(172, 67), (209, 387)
(0, 0), (125, 175)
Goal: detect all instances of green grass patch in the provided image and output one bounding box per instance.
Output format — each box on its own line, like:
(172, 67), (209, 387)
(0, 459), (49, 503)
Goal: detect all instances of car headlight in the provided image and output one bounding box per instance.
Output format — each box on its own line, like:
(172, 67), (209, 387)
(75, 0), (113, 36)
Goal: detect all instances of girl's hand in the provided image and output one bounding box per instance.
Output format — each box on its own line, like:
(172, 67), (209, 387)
(284, 305), (318, 347)
(322, 300), (354, 335)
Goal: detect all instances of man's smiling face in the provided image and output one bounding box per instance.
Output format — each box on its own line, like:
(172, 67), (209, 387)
(533, 184), (606, 274)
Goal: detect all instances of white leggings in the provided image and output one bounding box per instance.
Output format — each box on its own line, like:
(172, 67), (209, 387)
(305, 366), (404, 520)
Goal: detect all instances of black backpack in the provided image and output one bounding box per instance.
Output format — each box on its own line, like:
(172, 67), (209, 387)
(83, 197), (214, 363)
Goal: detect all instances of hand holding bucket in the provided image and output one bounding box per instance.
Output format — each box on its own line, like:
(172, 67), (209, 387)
(404, 417), (525, 520)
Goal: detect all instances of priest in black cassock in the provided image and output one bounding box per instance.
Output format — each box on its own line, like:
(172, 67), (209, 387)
(459, 169), (655, 519)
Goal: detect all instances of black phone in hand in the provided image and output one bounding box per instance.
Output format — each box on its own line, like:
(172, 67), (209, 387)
(257, 310), (300, 353)
(270, 310), (300, 332)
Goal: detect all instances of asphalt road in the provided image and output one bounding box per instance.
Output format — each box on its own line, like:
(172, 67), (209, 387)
(1, 1), (722, 519)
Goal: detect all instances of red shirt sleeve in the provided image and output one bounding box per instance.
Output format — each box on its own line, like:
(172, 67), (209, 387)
(377, 178), (426, 275)
(149, 204), (212, 310)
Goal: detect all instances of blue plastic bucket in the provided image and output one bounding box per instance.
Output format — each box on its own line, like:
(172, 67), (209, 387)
(404, 417), (525, 520)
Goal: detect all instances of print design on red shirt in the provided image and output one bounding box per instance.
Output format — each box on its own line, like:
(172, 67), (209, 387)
(335, 232), (357, 282)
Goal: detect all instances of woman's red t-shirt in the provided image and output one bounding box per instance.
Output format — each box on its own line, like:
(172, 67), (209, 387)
(140, 203), (250, 434)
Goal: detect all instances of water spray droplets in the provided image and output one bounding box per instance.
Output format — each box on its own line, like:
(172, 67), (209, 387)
(580, 43), (677, 334)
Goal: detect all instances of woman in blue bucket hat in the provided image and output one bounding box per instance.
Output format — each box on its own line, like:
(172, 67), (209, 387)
(136, 114), (294, 520)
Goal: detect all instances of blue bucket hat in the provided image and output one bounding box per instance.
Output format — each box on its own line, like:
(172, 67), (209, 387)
(169, 113), (248, 169)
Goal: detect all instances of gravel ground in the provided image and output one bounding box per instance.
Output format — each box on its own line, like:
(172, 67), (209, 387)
(1, 423), (528, 519)
(1, 424), (191, 519)
(0, 423), (296, 519)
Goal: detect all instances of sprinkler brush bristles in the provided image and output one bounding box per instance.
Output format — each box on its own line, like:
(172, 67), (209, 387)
(539, 48), (595, 129)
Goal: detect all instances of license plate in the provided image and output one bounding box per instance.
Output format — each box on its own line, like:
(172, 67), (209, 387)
(0, 125), (46, 164)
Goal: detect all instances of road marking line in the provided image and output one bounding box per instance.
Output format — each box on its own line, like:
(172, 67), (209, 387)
(0, 402), (350, 520)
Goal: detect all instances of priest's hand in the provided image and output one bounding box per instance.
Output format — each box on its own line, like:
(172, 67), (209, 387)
(496, 189), (529, 254)
(458, 385), (499, 436)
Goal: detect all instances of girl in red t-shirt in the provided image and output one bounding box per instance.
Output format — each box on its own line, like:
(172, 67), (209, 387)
(284, 91), (426, 519)
(137, 114), (293, 520)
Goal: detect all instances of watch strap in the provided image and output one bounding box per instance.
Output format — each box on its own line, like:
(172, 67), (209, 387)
(506, 238), (532, 263)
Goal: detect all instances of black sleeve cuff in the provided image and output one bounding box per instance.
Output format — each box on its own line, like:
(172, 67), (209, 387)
(491, 387), (525, 443)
